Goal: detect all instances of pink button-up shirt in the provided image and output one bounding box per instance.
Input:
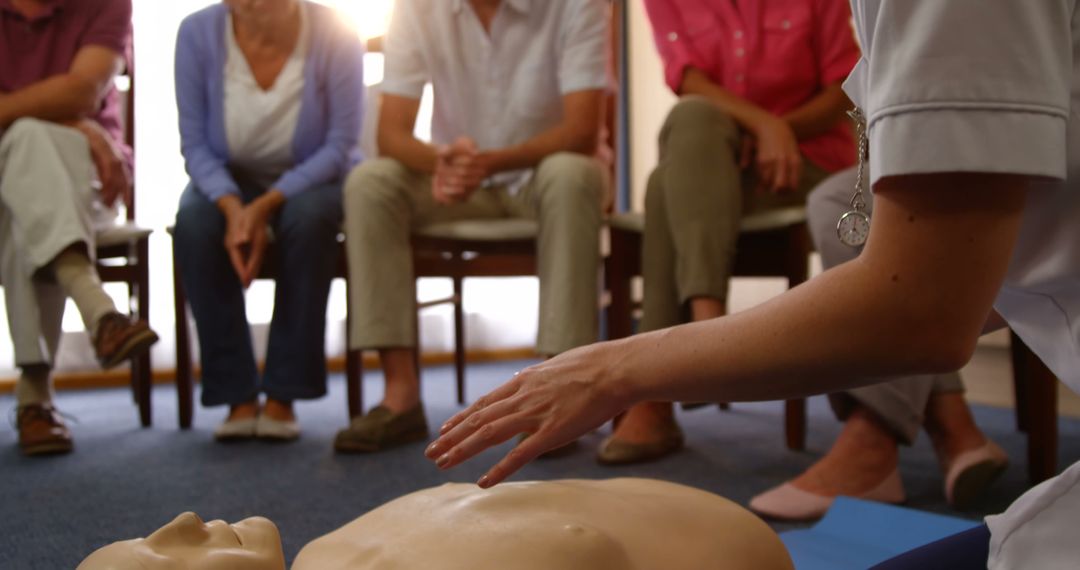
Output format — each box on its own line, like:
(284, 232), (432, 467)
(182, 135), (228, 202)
(644, 0), (859, 172)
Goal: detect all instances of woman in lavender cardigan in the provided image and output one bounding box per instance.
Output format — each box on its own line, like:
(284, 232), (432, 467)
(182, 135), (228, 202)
(173, 0), (363, 442)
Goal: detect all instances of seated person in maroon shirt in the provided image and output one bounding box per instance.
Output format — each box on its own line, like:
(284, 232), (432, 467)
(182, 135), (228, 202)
(0, 0), (158, 457)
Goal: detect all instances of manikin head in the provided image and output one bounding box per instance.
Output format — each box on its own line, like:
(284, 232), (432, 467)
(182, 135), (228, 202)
(77, 512), (285, 570)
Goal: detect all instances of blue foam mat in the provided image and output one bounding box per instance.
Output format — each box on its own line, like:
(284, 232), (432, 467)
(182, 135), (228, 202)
(780, 498), (980, 569)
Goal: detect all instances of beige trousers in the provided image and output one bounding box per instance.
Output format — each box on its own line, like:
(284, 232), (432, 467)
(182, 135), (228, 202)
(807, 167), (964, 445)
(0, 118), (109, 366)
(640, 97), (828, 332)
(343, 153), (605, 356)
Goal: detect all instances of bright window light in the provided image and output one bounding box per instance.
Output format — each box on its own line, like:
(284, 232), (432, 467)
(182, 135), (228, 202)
(316, 0), (394, 40)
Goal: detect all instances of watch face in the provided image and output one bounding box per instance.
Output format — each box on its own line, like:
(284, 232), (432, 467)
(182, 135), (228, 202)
(837, 210), (871, 247)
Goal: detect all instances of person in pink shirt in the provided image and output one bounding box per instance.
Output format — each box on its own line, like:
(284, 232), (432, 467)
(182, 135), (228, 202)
(596, 0), (859, 465)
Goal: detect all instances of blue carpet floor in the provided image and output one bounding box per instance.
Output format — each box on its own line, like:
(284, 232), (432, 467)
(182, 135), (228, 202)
(2, 360), (1079, 569)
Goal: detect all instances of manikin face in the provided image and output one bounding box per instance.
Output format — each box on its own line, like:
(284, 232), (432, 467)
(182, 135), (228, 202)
(77, 512), (285, 570)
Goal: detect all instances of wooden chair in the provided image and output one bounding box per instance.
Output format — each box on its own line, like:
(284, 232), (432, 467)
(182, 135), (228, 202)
(605, 208), (811, 451)
(94, 70), (155, 427)
(1010, 331), (1061, 485)
(171, 231), (363, 428)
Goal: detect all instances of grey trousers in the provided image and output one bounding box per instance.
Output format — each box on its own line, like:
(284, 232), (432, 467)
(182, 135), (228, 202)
(640, 97), (828, 332)
(0, 118), (110, 367)
(343, 153), (605, 356)
(807, 167), (964, 444)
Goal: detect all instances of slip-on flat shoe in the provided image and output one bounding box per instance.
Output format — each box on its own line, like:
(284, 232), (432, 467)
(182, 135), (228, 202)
(749, 469), (905, 522)
(255, 413), (300, 442)
(334, 404), (429, 453)
(214, 417), (257, 441)
(596, 419), (685, 466)
(944, 439), (1008, 509)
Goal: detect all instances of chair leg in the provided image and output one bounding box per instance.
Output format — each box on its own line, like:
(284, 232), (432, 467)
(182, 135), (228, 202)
(785, 399), (807, 451)
(1012, 333), (1059, 484)
(1010, 331), (1030, 433)
(133, 237), (152, 427)
(343, 272), (363, 419)
(606, 228), (635, 341)
(452, 275), (466, 404)
(173, 254), (194, 430)
(346, 349), (363, 419)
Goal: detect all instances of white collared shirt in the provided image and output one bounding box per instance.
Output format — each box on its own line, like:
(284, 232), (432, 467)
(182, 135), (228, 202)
(846, 1), (1080, 567)
(383, 0), (608, 153)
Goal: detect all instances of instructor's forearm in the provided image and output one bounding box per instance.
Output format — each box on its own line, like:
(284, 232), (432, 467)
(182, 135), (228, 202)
(783, 82), (852, 140)
(609, 173), (1027, 405)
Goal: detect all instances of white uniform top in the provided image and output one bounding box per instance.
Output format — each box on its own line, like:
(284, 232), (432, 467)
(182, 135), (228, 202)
(383, 0), (608, 188)
(845, 1), (1080, 567)
(223, 3), (309, 189)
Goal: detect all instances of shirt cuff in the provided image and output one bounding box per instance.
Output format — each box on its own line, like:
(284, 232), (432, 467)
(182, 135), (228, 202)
(381, 79), (426, 101)
(560, 73), (610, 95)
(868, 107), (1068, 187)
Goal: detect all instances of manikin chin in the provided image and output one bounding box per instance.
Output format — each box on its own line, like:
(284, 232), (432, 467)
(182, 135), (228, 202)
(78, 478), (794, 570)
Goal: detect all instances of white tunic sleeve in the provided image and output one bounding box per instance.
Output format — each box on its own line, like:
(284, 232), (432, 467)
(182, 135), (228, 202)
(844, 0), (1073, 186)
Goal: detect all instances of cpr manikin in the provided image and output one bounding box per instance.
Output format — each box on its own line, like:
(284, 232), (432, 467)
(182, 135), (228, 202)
(78, 479), (793, 570)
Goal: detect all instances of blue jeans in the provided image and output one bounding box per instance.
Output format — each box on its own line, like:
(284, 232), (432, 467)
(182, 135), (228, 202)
(173, 181), (343, 407)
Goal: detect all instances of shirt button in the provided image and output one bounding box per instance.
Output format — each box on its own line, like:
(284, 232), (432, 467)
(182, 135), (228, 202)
(734, 30), (743, 39)
(667, 32), (678, 42)
(735, 74), (745, 82)
(781, 20), (792, 30)
(735, 48), (745, 58)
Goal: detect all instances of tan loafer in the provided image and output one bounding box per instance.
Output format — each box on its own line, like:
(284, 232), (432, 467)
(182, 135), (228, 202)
(596, 421), (685, 466)
(334, 404), (428, 453)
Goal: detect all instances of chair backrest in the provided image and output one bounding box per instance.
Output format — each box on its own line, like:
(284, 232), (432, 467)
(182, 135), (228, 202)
(114, 58), (136, 223)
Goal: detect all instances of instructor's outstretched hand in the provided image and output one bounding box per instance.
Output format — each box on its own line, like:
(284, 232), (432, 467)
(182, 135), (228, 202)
(425, 342), (633, 488)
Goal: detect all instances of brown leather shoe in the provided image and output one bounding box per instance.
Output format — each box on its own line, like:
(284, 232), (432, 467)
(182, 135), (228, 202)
(94, 312), (159, 370)
(17, 403), (73, 456)
(334, 404), (429, 453)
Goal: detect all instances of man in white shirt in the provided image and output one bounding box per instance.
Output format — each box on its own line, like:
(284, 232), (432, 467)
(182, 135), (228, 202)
(336, 0), (609, 453)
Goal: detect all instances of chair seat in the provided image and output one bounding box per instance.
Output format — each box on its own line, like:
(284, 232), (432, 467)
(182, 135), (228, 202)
(96, 223), (153, 247)
(607, 207), (808, 235)
(415, 219), (539, 242)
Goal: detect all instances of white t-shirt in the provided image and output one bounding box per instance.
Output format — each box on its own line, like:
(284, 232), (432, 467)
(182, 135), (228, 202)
(223, 3), (309, 189)
(845, 1), (1080, 567)
(383, 0), (608, 189)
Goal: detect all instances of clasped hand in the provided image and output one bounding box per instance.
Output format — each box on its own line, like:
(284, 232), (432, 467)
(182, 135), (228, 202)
(743, 115), (803, 194)
(432, 136), (491, 205)
(220, 195), (278, 288)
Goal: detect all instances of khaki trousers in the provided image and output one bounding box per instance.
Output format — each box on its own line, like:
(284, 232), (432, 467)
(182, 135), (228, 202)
(0, 118), (109, 367)
(640, 97), (828, 332)
(344, 153), (604, 355)
(807, 167), (964, 444)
